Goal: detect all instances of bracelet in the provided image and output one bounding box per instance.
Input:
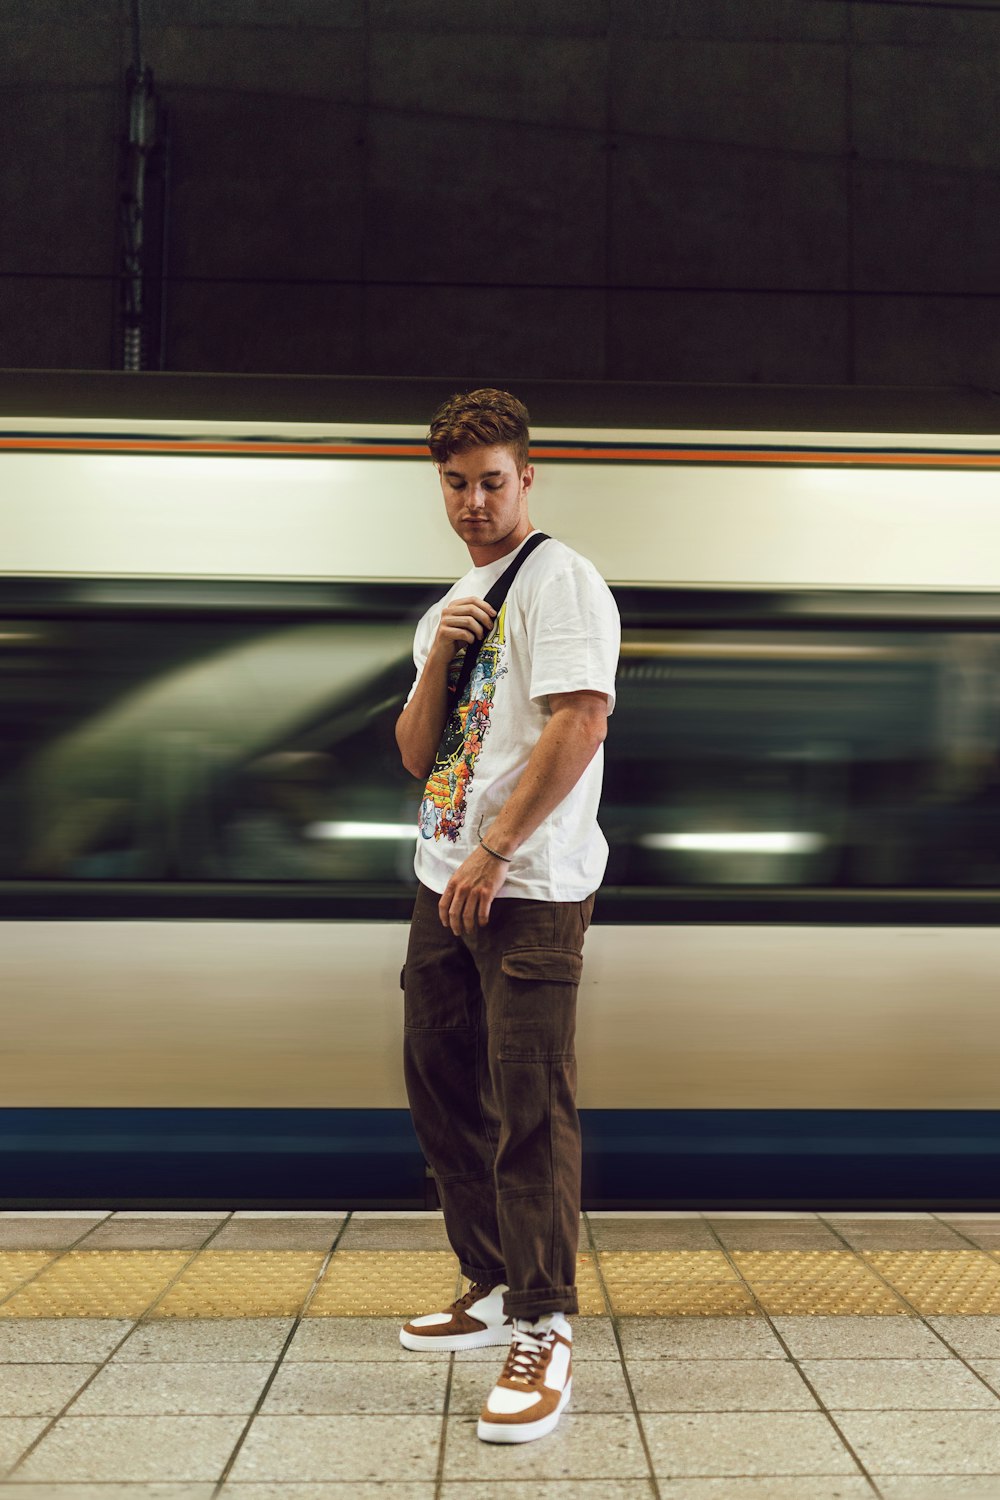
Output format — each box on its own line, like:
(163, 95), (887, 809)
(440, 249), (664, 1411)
(479, 836), (512, 863)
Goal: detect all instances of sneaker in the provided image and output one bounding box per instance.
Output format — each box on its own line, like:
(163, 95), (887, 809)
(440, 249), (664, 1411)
(477, 1312), (572, 1443)
(399, 1280), (511, 1352)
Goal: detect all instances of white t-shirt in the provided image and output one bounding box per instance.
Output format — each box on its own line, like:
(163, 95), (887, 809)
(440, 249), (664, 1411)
(406, 533), (621, 901)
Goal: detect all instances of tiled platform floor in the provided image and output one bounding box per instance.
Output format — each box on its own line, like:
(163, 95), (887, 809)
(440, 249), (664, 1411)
(1, 1212), (1000, 1496)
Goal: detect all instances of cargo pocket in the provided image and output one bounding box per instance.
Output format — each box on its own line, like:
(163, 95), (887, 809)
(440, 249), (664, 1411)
(499, 946), (582, 1061)
(399, 966), (406, 992)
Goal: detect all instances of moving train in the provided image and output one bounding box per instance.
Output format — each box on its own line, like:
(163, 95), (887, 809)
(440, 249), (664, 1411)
(2, 370), (1000, 1207)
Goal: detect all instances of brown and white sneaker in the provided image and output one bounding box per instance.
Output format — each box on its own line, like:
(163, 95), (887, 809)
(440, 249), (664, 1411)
(399, 1281), (511, 1352)
(477, 1312), (572, 1443)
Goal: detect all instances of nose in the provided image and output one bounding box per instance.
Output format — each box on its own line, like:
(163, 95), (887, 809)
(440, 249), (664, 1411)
(467, 486), (487, 510)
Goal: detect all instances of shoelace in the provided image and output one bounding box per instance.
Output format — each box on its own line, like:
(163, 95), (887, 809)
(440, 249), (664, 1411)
(453, 1281), (497, 1312)
(503, 1324), (552, 1386)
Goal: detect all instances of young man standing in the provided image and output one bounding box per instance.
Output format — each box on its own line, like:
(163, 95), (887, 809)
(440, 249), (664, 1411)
(395, 388), (620, 1444)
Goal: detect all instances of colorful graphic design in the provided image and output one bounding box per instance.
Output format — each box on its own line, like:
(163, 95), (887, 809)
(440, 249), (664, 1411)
(419, 602), (507, 843)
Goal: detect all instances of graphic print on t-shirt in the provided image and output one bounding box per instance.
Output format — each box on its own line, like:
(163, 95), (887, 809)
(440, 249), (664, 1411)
(418, 602), (508, 843)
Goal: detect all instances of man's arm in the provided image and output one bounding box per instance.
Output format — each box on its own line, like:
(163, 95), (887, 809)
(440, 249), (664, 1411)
(437, 688), (609, 934)
(395, 596), (496, 779)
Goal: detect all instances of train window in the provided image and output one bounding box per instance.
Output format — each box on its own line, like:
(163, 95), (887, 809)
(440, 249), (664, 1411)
(0, 614), (421, 884)
(603, 627), (1000, 891)
(0, 605), (998, 892)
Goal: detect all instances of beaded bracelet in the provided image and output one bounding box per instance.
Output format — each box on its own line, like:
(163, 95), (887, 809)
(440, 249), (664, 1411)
(479, 836), (512, 863)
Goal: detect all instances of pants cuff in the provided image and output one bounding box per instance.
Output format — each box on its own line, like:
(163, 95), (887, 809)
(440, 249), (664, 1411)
(459, 1263), (508, 1285)
(504, 1284), (578, 1318)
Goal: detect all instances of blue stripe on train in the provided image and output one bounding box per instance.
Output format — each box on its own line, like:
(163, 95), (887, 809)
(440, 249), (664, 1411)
(0, 1109), (998, 1210)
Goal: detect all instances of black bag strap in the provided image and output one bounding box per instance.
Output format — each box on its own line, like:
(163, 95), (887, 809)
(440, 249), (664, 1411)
(447, 531), (551, 706)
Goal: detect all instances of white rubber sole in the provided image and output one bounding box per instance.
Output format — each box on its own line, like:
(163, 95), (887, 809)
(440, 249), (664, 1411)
(399, 1324), (512, 1353)
(477, 1377), (572, 1444)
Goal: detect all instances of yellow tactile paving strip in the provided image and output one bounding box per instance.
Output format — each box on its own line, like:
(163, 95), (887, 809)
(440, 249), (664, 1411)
(0, 1251), (190, 1319)
(0, 1252), (58, 1301)
(733, 1251), (908, 1316)
(307, 1251), (461, 1317)
(600, 1251), (756, 1316)
(5, 1246), (1000, 1317)
(574, 1251), (606, 1315)
(865, 1250), (1000, 1314)
(152, 1252), (327, 1318)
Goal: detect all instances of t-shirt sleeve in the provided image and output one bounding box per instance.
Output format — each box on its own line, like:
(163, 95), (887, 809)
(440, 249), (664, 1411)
(404, 607), (437, 707)
(525, 559), (620, 713)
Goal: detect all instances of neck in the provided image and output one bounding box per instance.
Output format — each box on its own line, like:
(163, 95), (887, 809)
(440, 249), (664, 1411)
(466, 519), (534, 568)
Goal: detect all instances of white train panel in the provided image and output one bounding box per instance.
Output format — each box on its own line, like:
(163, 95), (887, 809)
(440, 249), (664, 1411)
(2, 419), (1000, 589)
(3, 921), (999, 1112)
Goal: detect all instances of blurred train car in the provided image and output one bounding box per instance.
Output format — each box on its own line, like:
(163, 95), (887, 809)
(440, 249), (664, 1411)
(2, 370), (1000, 1207)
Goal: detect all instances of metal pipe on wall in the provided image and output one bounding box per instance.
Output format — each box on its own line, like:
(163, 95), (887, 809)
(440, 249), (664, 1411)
(120, 0), (169, 371)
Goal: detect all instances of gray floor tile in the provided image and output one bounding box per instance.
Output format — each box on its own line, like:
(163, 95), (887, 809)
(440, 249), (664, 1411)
(112, 1320), (293, 1363)
(67, 1362), (273, 1415)
(11, 1414), (247, 1483)
(774, 1317), (950, 1360)
(222, 1488), (436, 1500)
(802, 1357), (1000, 1410)
(228, 1415), (442, 1482)
(877, 1480), (1000, 1497)
(456, 1317), (619, 1361)
(1, 1482), (215, 1494)
(450, 1358), (631, 1415)
(823, 1215), (935, 1222)
(937, 1215), (1000, 1224)
(261, 1360), (447, 1415)
(112, 1212), (229, 1220)
(587, 1211), (707, 1219)
(703, 1212), (820, 1220)
(629, 1357), (817, 1411)
(441, 1486), (653, 1499)
(588, 1219), (718, 1251)
(707, 1221), (845, 1252)
(827, 1221), (970, 1251)
(6, 1488), (216, 1499)
(441, 1412), (647, 1480)
(655, 1484), (875, 1498)
(0, 1218), (106, 1250)
(284, 1318), (418, 1362)
(931, 1319), (1000, 1361)
(961, 1359), (1000, 1397)
(0, 1362), (96, 1416)
(77, 1219), (224, 1251)
(0, 1320), (135, 1363)
(210, 1219), (343, 1251)
(836, 1410), (1000, 1473)
(618, 1317), (785, 1361)
(955, 1231), (1000, 1251)
(336, 1217), (452, 1251)
(286, 1317), (618, 1364)
(643, 1411), (861, 1477)
(0, 1416), (52, 1473)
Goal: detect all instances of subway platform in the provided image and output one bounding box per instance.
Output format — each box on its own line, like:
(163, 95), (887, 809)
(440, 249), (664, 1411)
(1, 1213), (1000, 1495)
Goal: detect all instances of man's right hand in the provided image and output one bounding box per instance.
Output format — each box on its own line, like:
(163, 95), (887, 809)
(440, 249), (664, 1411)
(396, 597), (497, 778)
(430, 597), (497, 662)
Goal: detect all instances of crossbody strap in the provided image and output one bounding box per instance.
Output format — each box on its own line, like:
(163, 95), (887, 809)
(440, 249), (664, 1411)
(447, 531), (551, 707)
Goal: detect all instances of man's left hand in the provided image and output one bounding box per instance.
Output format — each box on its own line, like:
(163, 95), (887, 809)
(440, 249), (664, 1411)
(439, 844), (510, 933)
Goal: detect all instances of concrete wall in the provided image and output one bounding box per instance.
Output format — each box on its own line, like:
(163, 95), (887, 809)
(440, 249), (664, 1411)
(1, 0), (997, 384)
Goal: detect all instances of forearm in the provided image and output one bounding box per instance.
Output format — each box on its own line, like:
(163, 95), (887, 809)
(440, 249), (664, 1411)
(395, 649), (451, 779)
(484, 705), (606, 857)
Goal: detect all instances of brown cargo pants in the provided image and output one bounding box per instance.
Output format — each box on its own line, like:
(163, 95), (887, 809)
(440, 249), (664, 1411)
(402, 881), (595, 1319)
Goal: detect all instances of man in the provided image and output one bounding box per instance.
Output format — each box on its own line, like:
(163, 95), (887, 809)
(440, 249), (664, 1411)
(395, 388), (620, 1444)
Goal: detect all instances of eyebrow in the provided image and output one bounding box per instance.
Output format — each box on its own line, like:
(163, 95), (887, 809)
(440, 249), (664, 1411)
(444, 468), (503, 478)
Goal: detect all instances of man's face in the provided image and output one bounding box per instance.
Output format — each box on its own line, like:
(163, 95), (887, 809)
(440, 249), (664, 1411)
(438, 444), (534, 558)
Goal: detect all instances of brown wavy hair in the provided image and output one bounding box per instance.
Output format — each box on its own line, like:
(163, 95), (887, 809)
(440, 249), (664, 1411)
(427, 388), (530, 473)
